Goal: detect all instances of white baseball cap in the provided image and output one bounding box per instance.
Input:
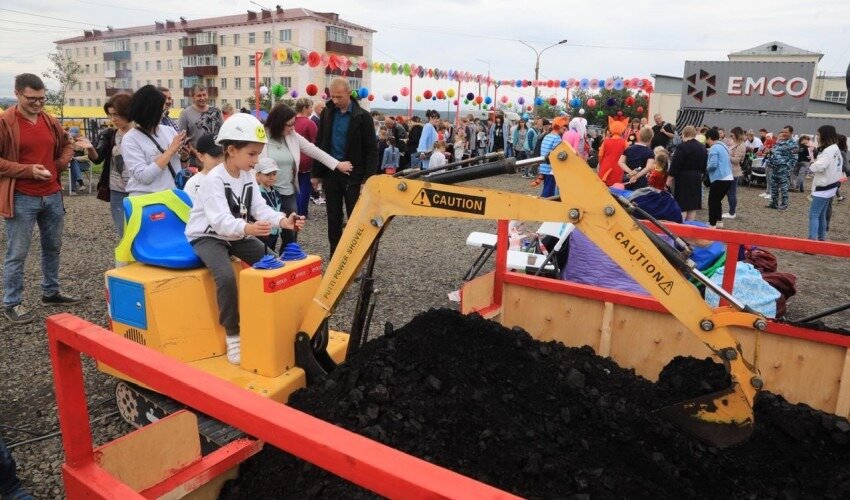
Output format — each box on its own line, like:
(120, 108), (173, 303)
(256, 157), (279, 174)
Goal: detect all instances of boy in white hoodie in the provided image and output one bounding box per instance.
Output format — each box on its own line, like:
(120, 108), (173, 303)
(185, 114), (305, 364)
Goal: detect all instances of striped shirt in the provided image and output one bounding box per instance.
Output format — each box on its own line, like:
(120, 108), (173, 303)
(538, 133), (562, 175)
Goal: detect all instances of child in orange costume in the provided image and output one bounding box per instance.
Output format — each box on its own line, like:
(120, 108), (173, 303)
(597, 116), (629, 187)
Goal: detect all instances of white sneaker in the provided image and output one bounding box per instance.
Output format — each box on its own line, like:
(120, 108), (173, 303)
(712, 222), (724, 229)
(226, 336), (241, 365)
(759, 193), (770, 198)
(721, 213), (736, 219)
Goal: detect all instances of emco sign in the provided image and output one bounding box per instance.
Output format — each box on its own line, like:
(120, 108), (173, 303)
(681, 61), (815, 115)
(727, 76), (809, 98)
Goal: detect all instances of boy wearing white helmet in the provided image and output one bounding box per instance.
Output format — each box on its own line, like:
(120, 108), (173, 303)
(185, 113), (305, 365)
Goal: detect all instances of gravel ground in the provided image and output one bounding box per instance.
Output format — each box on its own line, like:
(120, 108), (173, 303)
(1, 172), (848, 498)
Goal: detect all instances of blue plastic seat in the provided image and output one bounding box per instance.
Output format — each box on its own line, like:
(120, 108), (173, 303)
(121, 189), (203, 269)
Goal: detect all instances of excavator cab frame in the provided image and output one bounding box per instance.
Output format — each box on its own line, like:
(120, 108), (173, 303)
(296, 143), (764, 448)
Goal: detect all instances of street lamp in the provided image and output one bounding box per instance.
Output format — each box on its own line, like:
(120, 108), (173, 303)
(519, 39), (567, 104)
(250, 1), (277, 107)
(475, 58), (491, 109)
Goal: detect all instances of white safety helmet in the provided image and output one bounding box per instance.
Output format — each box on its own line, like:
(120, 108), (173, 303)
(214, 113), (268, 145)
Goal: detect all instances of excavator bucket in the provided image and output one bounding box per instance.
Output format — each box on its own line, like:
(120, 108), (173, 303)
(655, 384), (754, 449)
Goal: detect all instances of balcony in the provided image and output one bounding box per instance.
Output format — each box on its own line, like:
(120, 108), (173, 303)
(103, 51), (131, 62)
(104, 69), (116, 78)
(106, 88), (133, 97)
(325, 40), (363, 57)
(116, 69), (132, 79)
(182, 44), (218, 57)
(183, 66), (218, 78)
(183, 86), (218, 98)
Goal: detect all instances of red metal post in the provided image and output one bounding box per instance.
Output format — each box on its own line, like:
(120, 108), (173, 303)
(455, 79), (462, 128)
(254, 52), (262, 117)
(719, 243), (741, 307)
(494, 220), (509, 308)
(408, 74), (413, 119)
(47, 314), (520, 500)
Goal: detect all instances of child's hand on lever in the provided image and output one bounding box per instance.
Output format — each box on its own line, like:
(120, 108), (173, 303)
(281, 213), (306, 231)
(246, 220), (272, 236)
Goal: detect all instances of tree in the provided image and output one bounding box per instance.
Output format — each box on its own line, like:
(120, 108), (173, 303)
(42, 49), (82, 122)
(244, 95), (295, 113)
(564, 88), (649, 129)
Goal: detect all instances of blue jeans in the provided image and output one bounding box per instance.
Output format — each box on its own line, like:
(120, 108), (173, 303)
(110, 190), (129, 238)
(296, 172), (312, 217)
(69, 159), (89, 191)
(3, 192), (65, 307)
(808, 196), (831, 240)
(410, 154), (422, 169)
(541, 174), (557, 198)
(0, 438), (31, 499)
(727, 177), (739, 215)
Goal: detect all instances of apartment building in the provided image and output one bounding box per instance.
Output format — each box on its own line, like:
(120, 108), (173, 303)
(55, 7), (374, 111)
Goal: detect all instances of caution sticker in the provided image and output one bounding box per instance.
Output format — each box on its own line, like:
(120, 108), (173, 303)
(412, 188), (486, 215)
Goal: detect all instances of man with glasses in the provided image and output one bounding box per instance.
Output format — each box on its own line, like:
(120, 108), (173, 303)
(0, 73), (81, 324)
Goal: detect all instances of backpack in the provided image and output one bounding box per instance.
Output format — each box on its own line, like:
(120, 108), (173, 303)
(174, 168), (192, 190)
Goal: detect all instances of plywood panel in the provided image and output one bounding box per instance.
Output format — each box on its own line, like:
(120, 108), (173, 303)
(502, 284), (604, 352)
(736, 329), (845, 414)
(835, 351), (850, 419)
(95, 410), (200, 492)
(608, 306), (711, 382)
(460, 272), (495, 314)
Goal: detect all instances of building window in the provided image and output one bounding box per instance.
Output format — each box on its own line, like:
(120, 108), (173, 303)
(85, 64), (90, 74)
(69, 98), (75, 105)
(248, 77), (255, 89)
(146, 79), (151, 85)
(326, 75), (361, 90)
(234, 55), (241, 66)
(145, 61), (150, 70)
(248, 32), (255, 43)
(167, 39), (172, 51)
(249, 56), (255, 67)
(326, 26), (352, 44)
(233, 34), (239, 45)
(95, 81), (99, 90)
(220, 35), (225, 46)
(94, 64), (98, 73)
(234, 78), (241, 90)
(279, 77), (292, 88)
(181, 98), (188, 107)
(220, 56), (226, 67)
(96, 98), (101, 106)
(167, 60), (173, 70)
(85, 47), (89, 57)
(156, 60), (162, 71)
(93, 46), (97, 55)
(135, 62), (139, 71)
(154, 40), (159, 51)
(220, 78), (227, 89)
(157, 79), (162, 87)
(144, 41), (149, 51)
(66, 49), (71, 58)
(264, 31), (271, 44)
(87, 99), (92, 106)
(235, 99), (241, 109)
(825, 90), (848, 103)
(262, 76), (271, 87)
(206, 78), (214, 87)
(86, 82), (91, 91)
(168, 79), (173, 88)
(75, 47), (80, 57)
(279, 29), (291, 42)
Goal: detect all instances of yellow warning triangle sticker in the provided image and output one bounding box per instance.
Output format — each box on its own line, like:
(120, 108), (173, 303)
(412, 188), (432, 207)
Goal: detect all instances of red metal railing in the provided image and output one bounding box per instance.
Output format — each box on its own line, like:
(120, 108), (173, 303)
(47, 314), (520, 499)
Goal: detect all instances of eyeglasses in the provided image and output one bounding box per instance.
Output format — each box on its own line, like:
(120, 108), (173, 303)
(22, 95), (46, 104)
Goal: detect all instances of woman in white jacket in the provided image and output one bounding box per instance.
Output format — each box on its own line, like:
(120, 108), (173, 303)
(807, 125), (844, 241)
(263, 104), (353, 248)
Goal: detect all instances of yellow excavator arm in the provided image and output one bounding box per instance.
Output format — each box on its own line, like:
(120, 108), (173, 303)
(298, 143), (763, 447)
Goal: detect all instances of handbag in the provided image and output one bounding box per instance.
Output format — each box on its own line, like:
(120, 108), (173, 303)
(702, 173), (711, 188)
(96, 182), (111, 202)
(135, 126), (181, 185)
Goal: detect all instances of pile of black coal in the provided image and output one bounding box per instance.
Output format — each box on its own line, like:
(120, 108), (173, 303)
(229, 309), (850, 499)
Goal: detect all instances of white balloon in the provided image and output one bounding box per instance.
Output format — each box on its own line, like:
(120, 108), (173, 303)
(259, 85), (269, 96)
(579, 108), (586, 115)
(382, 92), (392, 101)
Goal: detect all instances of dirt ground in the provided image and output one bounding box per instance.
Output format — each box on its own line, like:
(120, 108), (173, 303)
(0, 172), (848, 498)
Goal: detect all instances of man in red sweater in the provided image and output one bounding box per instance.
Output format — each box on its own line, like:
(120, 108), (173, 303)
(0, 73), (80, 324)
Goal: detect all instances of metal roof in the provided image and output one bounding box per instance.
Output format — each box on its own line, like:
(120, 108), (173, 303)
(55, 7), (374, 44)
(728, 41), (823, 59)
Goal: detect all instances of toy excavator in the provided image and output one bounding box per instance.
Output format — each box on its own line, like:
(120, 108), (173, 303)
(103, 142), (764, 450)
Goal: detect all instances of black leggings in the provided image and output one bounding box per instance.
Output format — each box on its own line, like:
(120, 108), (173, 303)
(708, 180), (733, 226)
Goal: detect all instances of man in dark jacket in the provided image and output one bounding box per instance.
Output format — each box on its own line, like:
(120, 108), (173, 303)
(311, 77), (378, 255)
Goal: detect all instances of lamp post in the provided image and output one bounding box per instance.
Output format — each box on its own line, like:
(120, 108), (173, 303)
(475, 58), (491, 110)
(251, 1), (277, 107)
(519, 39), (567, 105)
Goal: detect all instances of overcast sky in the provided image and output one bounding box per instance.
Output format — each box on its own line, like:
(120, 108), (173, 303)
(1, 0), (849, 108)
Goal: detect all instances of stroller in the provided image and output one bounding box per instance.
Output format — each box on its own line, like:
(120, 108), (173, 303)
(743, 155), (766, 187)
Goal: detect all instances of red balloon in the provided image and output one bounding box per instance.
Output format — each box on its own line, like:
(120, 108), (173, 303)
(636, 106), (644, 113)
(546, 80), (554, 88)
(368, 94), (375, 101)
(548, 97), (558, 106)
(307, 51), (321, 68)
(453, 99), (458, 105)
(625, 96), (636, 106)
(475, 95), (483, 104)
(436, 90), (446, 99)
(526, 105), (533, 111)
(305, 84), (318, 96)
(423, 89), (433, 99)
